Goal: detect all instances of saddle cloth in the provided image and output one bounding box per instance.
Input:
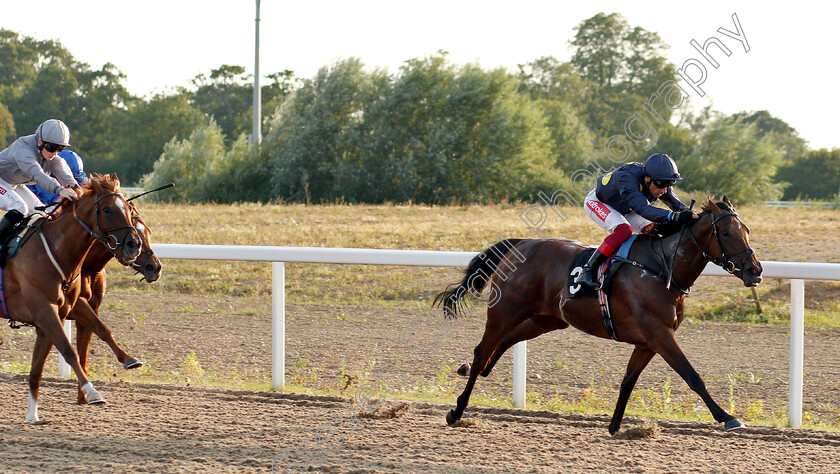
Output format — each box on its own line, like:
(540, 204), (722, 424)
(567, 234), (638, 299)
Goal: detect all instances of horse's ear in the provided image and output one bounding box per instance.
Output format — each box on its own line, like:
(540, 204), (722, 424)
(702, 196), (718, 214)
(110, 172), (119, 182)
(722, 195), (733, 209)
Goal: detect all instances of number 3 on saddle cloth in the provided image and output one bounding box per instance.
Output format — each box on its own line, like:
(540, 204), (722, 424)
(567, 235), (639, 342)
(0, 215), (43, 328)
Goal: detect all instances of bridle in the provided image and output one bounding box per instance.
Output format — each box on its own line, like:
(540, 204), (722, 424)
(687, 210), (756, 276)
(71, 191), (139, 259)
(126, 202), (157, 276)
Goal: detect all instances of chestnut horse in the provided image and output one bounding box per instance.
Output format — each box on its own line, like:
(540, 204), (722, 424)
(3, 174), (141, 422)
(435, 197), (763, 434)
(68, 199), (162, 403)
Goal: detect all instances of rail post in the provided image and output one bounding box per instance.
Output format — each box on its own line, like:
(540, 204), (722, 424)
(272, 262), (286, 390)
(513, 341), (527, 408)
(789, 278), (805, 427)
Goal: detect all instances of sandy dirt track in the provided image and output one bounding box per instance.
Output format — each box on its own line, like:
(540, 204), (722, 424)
(3, 291), (840, 472)
(1, 373), (840, 473)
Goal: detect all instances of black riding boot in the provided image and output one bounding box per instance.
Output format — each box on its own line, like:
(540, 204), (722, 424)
(575, 250), (607, 290)
(0, 210), (24, 246)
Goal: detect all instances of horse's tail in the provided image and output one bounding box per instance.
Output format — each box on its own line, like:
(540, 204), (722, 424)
(433, 239), (526, 319)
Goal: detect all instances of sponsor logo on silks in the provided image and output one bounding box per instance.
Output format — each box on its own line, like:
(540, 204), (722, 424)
(0, 186), (6, 196)
(586, 200), (610, 221)
(601, 172), (612, 186)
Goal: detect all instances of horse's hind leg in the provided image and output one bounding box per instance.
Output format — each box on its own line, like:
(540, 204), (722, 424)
(608, 346), (656, 435)
(447, 316), (512, 425)
(479, 315), (568, 377)
(654, 331), (744, 430)
(26, 329), (53, 423)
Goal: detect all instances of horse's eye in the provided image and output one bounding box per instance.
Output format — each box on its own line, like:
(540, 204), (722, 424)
(722, 230), (730, 237)
(103, 206), (111, 215)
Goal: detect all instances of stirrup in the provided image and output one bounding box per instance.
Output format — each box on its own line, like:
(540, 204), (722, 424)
(576, 268), (602, 290)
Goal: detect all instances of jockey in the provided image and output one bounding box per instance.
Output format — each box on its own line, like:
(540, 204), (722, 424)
(0, 119), (82, 243)
(575, 153), (699, 290)
(27, 150), (89, 204)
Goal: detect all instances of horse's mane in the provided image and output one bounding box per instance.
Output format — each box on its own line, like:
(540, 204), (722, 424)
(700, 196), (734, 214)
(46, 173), (121, 219)
(80, 173), (120, 198)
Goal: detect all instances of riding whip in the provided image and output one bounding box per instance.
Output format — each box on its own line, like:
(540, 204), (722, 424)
(127, 183), (175, 201)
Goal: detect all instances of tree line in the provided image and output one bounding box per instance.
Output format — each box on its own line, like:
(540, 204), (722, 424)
(2, 13), (837, 204)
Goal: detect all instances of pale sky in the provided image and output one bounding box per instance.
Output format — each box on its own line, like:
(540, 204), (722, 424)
(4, 1), (838, 149)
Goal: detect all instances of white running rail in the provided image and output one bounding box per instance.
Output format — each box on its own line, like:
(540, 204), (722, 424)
(59, 244), (840, 428)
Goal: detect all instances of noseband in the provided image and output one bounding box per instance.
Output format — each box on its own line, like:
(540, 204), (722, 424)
(687, 211), (756, 275)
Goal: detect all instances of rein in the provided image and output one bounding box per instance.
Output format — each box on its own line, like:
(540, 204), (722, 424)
(22, 192), (137, 291)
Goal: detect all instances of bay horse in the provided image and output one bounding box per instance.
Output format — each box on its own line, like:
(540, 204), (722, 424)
(435, 197), (763, 434)
(2, 173), (141, 422)
(68, 199), (162, 403)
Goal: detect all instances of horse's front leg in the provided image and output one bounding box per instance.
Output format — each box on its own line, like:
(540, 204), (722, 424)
(651, 329), (744, 431)
(32, 305), (107, 407)
(26, 329), (54, 423)
(609, 345), (656, 435)
(72, 298), (142, 370)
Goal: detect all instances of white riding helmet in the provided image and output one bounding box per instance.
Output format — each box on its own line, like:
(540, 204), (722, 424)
(35, 119), (72, 147)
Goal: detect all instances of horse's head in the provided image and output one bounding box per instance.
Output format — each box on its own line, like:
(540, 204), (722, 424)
(697, 196), (763, 287)
(77, 173), (142, 265)
(127, 200), (162, 282)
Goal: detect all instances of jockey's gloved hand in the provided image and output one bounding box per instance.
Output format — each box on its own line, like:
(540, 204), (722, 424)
(671, 210), (694, 224)
(58, 187), (79, 201)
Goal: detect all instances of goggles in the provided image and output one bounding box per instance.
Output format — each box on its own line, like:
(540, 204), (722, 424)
(651, 179), (674, 189)
(43, 142), (66, 153)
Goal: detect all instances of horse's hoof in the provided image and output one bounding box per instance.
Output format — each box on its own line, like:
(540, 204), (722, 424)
(608, 424), (620, 436)
(86, 390), (107, 405)
(446, 409), (459, 426)
(725, 418), (745, 431)
(456, 363), (471, 377)
(124, 358), (144, 369)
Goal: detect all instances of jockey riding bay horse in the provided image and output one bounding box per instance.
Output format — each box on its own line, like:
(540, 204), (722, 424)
(435, 197), (763, 434)
(2, 174), (141, 422)
(68, 198), (162, 403)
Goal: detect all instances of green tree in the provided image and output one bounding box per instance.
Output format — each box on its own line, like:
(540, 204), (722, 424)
(517, 57), (597, 172)
(568, 13), (677, 147)
(731, 110), (807, 164)
(0, 100), (14, 148)
(265, 58), (380, 202)
(104, 90), (207, 184)
(190, 65), (253, 142)
(776, 148), (840, 200)
(141, 120), (227, 202)
(680, 117), (787, 203)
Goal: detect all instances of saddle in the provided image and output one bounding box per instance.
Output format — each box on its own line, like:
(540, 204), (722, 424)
(0, 214), (43, 266)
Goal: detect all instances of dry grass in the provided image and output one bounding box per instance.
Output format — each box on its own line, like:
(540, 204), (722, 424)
(108, 200), (840, 325)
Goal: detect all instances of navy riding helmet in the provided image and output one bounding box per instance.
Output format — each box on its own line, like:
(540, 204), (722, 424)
(643, 153), (682, 182)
